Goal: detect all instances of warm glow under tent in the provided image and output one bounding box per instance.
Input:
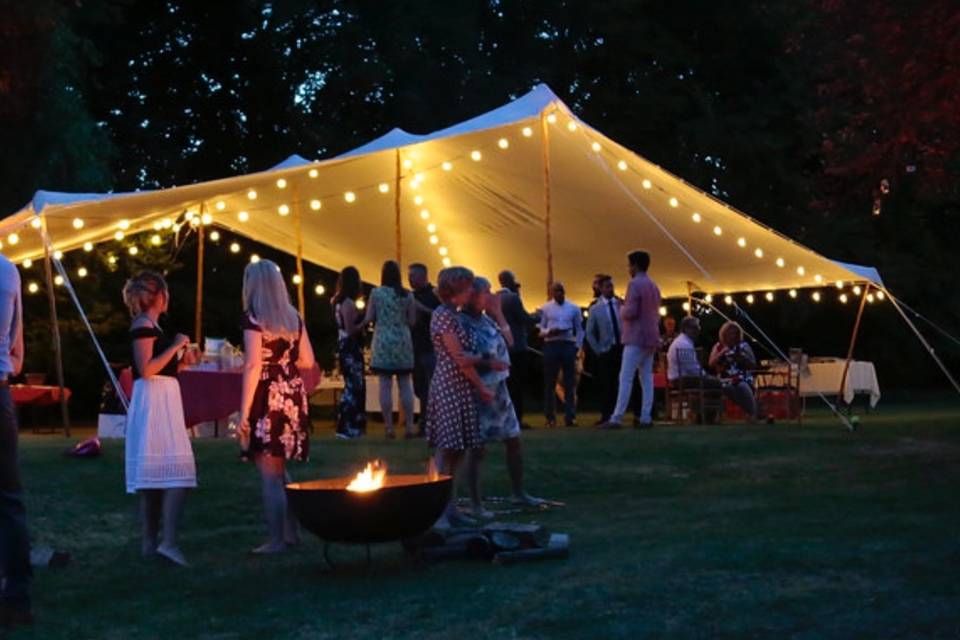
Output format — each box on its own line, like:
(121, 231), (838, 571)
(0, 84), (878, 306)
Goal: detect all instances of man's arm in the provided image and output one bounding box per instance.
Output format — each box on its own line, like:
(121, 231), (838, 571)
(572, 305), (585, 349)
(621, 280), (640, 320)
(9, 286), (23, 376)
(584, 306), (601, 353)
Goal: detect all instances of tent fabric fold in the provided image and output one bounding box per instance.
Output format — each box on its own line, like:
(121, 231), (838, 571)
(0, 83), (873, 304)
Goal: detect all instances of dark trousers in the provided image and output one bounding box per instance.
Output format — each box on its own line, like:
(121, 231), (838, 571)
(0, 386), (30, 611)
(507, 349), (527, 425)
(543, 341), (577, 423)
(597, 346), (641, 422)
(412, 350), (436, 426)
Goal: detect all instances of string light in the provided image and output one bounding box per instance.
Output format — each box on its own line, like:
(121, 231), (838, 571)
(567, 121), (577, 132)
(429, 235), (439, 245)
(250, 254), (260, 263)
(27, 283), (39, 294)
(414, 196), (424, 206)
(745, 294), (755, 304)
(108, 256), (117, 265)
(876, 291), (886, 301)
(162, 218), (173, 229)
(292, 274), (302, 285)
(238, 211), (249, 222)
(77, 267), (88, 278)
(724, 295), (733, 305)
(118, 219), (131, 230)
(776, 257), (785, 268)
(789, 289), (797, 298)
(414, 172), (425, 183)
(546, 113), (557, 124)
(470, 150), (482, 162)
(209, 231), (220, 242)
(427, 223), (437, 233)
(128, 246), (139, 256)
(310, 199), (322, 211)
(839, 293), (848, 304)
(498, 138), (509, 149)
(591, 142), (601, 152)
(151, 234), (162, 246)
(247, 189), (257, 200)
(114, 231), (125, 241)
(31, 218), (42, 229)
(314, 284), (326, 296)
(713, 226), (723, 236)
(215, 201), (226, 211)
(278, 204), (290, 216)
(53, 250), (62, 260)
(308, 168), (318, 178)
(812, 291), (821, 302)
(201, 213), (213, 225)
(522, 126), (533, 137)
(402, 159), (413, 170)
(642, 179), (652, 189)
(441, 257), (452, 267)
(765, 292), (774, 302)
(6, 234), (18, 245)
(704, 294), (713, 303)
(867, 293), (875, 303)
(438, 247), (448, 256)
(22, 259), (32, 268)
(72, 218), (84, 230)
(617, 160), (628, 171)
(442, 162), (453, 171)
(54, 275), (64, 286)
(378, 183), (390, 194)
(356, 299), (366, 310)
(84, 242), (94, 252)
(737, 237), (747, 248)
(796, 266), (806, 276)
(230, 242), (240, 254)
(152, 221), (162, 231)
(835, 280), (844, 289)
(814, 274), (823, 284)
(186, 212), (196, 221)
(853, 285), (862, 295)
(682, 302), (690, 312)
(420, 209), (430, 220)
(276, 178), (287, 189)
(344, 192), (356, 203)
(754, 248), (764, 259)
(668, 197), (679, 208)
(691, 212), (702, 223)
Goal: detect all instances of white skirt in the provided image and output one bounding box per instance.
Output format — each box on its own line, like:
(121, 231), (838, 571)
(125, 376), (197, 494)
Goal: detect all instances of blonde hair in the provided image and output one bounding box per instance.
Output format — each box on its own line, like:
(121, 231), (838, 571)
(719, 321), (744, 343)
(122, 271), (167, 317)
(242, 259), (301, 338)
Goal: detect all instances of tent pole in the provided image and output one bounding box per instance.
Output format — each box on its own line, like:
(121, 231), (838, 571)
(40, 217), (70, 437)
(540, 111), (554, 297)
(839, 283), (870, 403)
(194, 205), (205, 345)
(885, 288), (960, 395)
(395, 149), (402, 265)
(293, 184), (306, 318)
(686, 281), (694, 317)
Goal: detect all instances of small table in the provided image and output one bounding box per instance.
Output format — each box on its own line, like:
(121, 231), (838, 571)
(757, 359), (881, 408)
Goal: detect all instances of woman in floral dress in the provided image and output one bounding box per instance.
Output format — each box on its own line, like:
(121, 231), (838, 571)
(333, 266), (366, 439)
(239, 259), (316, 554)
(459, 277), (542, 518)
(708, 320), (758, 419)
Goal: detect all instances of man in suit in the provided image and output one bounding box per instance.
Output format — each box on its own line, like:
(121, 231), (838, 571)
(585, 275), (626, 425)
(497, 271), (531, 429)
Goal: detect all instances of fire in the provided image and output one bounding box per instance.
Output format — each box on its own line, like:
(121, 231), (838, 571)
(346, 460), (387, 492)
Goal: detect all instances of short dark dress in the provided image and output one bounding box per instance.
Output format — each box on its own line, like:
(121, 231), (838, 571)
(426, 304), (481, 450)
(242, 313), (310, 461)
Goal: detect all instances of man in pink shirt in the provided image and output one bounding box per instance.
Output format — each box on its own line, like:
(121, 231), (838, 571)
(599, 250), (661, 428)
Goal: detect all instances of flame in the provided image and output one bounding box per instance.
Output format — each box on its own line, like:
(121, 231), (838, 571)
(346, 460), (387, 492)
(427, 457), (440, 482)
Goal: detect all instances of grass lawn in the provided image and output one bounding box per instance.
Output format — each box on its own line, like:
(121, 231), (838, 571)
(9, 402), (960, 639)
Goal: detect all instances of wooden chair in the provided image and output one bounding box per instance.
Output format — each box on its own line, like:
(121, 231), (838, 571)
(753, 349), (804, 423)
(666, 348), (725, 424)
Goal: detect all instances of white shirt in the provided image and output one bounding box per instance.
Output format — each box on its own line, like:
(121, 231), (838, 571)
(0, 255), (22, 376)
(667, 333), (703, 381)
(538, 299), (584, 348)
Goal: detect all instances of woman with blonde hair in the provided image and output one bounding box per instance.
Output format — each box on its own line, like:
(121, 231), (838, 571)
(123, 270), (198, 566)
(709, 320), (758, 419)
(238, 259), (316, 554)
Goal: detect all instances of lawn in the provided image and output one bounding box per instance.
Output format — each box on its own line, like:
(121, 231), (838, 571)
(9, 402), (960, 639)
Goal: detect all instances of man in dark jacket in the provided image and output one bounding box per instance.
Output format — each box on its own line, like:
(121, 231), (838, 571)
(408, 263), (441, 435)
(497, 270), (532, 429)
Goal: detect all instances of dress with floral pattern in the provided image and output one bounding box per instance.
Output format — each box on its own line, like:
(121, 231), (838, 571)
(369, 286), (414, 374)
(459, 310), (520, 442)
(242, 313), (310, 461)
(335, 300), (367, 437)
(426, 304), (481, 450)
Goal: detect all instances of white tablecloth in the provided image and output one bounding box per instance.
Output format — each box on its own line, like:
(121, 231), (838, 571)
(761, 359), (880, 407)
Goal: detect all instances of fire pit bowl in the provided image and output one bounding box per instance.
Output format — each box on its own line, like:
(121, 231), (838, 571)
(286, 474), (452, 544)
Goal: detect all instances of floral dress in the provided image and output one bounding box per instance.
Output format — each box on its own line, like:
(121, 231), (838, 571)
(459, 310), (520, 442)
(426, 304), (481, 451)
(335, 299), (367, 437)
(242, 313), (310, 461)
(716, 341), (757, 387)
(369, 286), (414, 374)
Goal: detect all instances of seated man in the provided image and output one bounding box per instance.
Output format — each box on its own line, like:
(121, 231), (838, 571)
(666, 317), (724, 422)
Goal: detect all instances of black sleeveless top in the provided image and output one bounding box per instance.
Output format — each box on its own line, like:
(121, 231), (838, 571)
(130, 321), (180, 379)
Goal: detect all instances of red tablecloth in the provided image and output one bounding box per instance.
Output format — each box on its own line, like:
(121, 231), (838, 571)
(11, 384), (72, 406)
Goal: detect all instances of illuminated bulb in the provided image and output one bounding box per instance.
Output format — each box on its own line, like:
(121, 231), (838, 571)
(765, 292), (774, 302)
(402, 159), (413, 170)
(420, 209), (430, 220)
(308, 168), (318, 178)
(314, 284), (325, 296)
(53, 251), (63, 260)
(378, 183), (390, 194)
(83, 242), (93, 252)
(567, 121), (577, 132)
(162, 218), (173, 229)
(470, 150), (482, 162)
(691, 212), (702, 223)
(812, 291), (821, 302)
(713, 226), (723, 236)
(278, 204), (290, 216)
(54, 275), (64, 286)
(189, 218), (200, 228)
(704, 294), (713, 303)
(310, 199), (322, 211)
(22, 259), (32, 268)
(839, 293), (848, 304)
(215, 200), (226, 211)
(746, 294), (755, 304)
(238, 211), (249, 222)
(7, 234), (18, 245)
(31, 218), (42, 229)
(682, 302), (690, 312)
(835, 280), (844, 289)
(247, 189), (257, 200)
(814, 274), (823, 284)
(118, 219), (131, 230)
(789, 289), (797, 298)
(441, 162), (453, 171)
(28, 282), (39, 294)
(796, 266), (806, 276)
(498, 138), (509, 149)
(591, 142), (601, 152)
(108, 256), (117, 265)
(414, 172), (425, 183)
(114, 231), (125, 241)
(414, 196), (424, 206)
(209, 231), (220, 242)
(776, 257), (785, 268)
(754, 248), (764, 258)
(867, 293), (875, 303)
(724, 295), (733, 305)
(617, 160), (628, 171)
(292, 274), (302, 285)
(356, 299), (366, 310)
(546, 113), (557, 124)
(737, 237), (747, 248)
(201, 213), (213, 225)
(522, 127), (533, 138)
(230, 242), (240, 254)
(438, 247), (448, 256)
(410, 180), (421, 190)
(429, 235), (439, 245)
(876, 291), (885, 300)
(642, 179), (652, 189)
(669, 197), (679, 208)
(185, 212), (195, 221)
(344, 192), (356, 203)
(250, 254), (260, 263)
(276, 178), (287, 189)
(153, 221), (162, 231)
(151, 234), (162, 246)
(426, 223), (437, 233)
(441, 257), (452, 267)
(128, 246), (138, 256)
(73, 218), (84, 229)
(853, 285), (862, 295)
(77, 267), (88, 278)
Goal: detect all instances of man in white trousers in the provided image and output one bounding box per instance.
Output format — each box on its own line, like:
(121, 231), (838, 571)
(599, 250), (661, 429)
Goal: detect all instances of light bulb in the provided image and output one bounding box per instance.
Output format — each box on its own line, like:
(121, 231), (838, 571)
(410, 180), (421, 191)
(713, 226), (723, 236)
(682, 302), (690, 312)
(161, 218), (173, 229)
(83, 242), (93, 252)
(185, 211), (196, 222)
(114, 231), (125, 241)
(746, 294), (755, 304)
(344, 191), (356, 203)
(276, 178), (287, 189)
(591, 142), (601, 152)
(72, 218), (84, 229)
(250, 254), (260, 263)
(876, 291), (885, 300)
(310, 199), (322, 211)
(108, 256), (117, 265)
(546, 113), (557, 124)
(867, 293), (875, 303)
(420, 209), (430, 220)
(356, 299), (366, 310)
(691, 212), (702, 223)
(151, 234), (162, 246)
(190, 218), (200, 228)
(6, 234), (18, 245)
(238, 211), (249, 222)
(153, 221), (162, 231)
(414, 172), (425, 183)
(402, 159), (413, 170)
(789, 289), (797, 298)
(522, 126), (533, 138)
(215, 200), (226, 211)
(22, 259), (32, 268)
(737, 237), (747, 248)
(314, 284), (326, 296)
(128, 246), (138, 256)
(776, 257), (785, 268)
(27, 282), (39, 294)
(429, 235), (439, 245)
(438, 246), (448, 256)
(659, 306), (668, 316)
(378, 183), (390, 194)
(293, 274), (302, 285)
(704, 294), (713, 303)
(765, 292), (774, 302)
(427, 223), (437, 233)
(414, 195), (424, 206)
(498, 138), (509, 149)
(247, 189), (257, 200)
(812, 291), (821, 302)
(839, 293), (848, 303)
(53, 251), (63, 260)
(814, 274), (823, 284)
(470, 150), (482, 162)
(308, 168), (318, 178)
(77, 267), (88, 278)
(642, 179), (652, 189)
(724, 295), (733, 305)
(617, 160), (628, 171)
(669, 197), (679, 208)
(31, 218), (42, 229)
(796, 266), (806, 276)
(230, 242), (240, 254)
(54, 275), (64, 286)
(201, 213), (213, 225)
(442, 162), (453, 171)
(853, 285), (862, 295)
(754, 248), (764, 258)
(441, 257), (452, 267)
(118, 219), (131, 230)
(278, 204), (290, 216)
(209, 231), (220, 242)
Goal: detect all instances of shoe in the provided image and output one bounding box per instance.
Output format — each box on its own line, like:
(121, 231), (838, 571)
(564, 419), (577, 428)
(334, 431), (352, 440)
(634, 420), (654, 430)
(596, 420), (622, 430)
(156, 544), (190, 567)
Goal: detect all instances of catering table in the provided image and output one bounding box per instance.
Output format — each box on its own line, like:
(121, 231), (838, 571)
(757, 358), (880, 407)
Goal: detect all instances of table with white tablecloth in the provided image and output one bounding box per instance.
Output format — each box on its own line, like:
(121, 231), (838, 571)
(758, 359), (880, 407)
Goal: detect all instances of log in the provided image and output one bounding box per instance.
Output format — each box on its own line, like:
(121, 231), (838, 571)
(417, 532), (491, 561)
(493, 533), (570, 565)
(489, 531), (523, 551)
(483, 522), (550, 548)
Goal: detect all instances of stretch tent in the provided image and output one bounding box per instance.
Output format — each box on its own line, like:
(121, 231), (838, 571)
(0, 84), (877, 306)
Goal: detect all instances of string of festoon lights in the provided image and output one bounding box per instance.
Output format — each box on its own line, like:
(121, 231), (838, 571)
(10, 106), (874, 307)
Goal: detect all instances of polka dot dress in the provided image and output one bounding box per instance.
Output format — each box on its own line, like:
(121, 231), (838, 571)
(426, 304), (481, 451)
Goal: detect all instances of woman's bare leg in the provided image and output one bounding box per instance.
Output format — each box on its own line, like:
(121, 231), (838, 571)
(253, 455), (288, 553)
(156, 488), (189, 565)
(140, 490), (162, 556)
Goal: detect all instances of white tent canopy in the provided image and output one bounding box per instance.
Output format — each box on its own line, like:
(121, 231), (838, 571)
(0, 83), (878, 304)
